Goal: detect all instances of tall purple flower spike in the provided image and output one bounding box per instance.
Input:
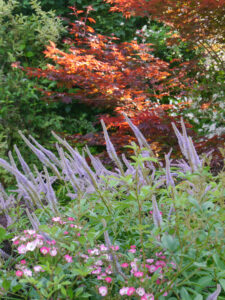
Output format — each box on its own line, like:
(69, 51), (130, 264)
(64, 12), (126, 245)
(206, 284), (221, 300)
(152, 195), (162, 228)
(172, 119), (202, 172)
(101, 119), (124, 175)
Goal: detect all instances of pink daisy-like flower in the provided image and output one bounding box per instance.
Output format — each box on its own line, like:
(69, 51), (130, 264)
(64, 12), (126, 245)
(136, 287), (145, 296)
(50, 247), (57, 256)
(33, 266), (43, 273)
(64, 254), (73, 263)
(119, 287), (128, 295)
(15, 270), (23, 277)
(105, 277), (112, 283)
(128, 248), (136, 253)
(18, 244), (27, 254)
(99, 286), (107, 296)
(20, 260), (26, 265)
(67, 217), (75, 221)
(121, 262), (129, 268)
(146, 259), (154, 264)
(127, 287), (136, 296)
(52, 217), (61, 222)
(100, 244), (108, 251)
(26, 241), (36, 252)
(134, 271), (144, 278)
(23, 269), (32, 277)
(40, 247), (49, 255)
(13, 240), (19, 245)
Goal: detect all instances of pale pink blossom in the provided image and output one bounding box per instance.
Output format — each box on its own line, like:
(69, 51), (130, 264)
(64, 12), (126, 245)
(68, 217), (75, 221)
(33, 266), (43, 273)
(136, 287), (145, 296)
(64, 231), (69, 235)
(52, 217), (61, 222)
(50, 247), (57, 256)
(26, 241), (36, 252)
(99, 286), (107, 296)
(100, 244), (108, 251)
(128, 248), (136, 253)
(23, 269), (32, 277)
(18, 244), (27, 254)
(146, 259), (154, 264)
(64, 254), (73, 263)
(119, 287), (128, 295)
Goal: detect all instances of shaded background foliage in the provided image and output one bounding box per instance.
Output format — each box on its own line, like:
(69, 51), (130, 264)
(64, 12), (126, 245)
(0, 0), (224, 186)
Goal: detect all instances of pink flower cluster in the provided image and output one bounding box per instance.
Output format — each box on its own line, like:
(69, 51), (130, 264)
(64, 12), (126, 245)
(119, 287), (154, 299)
(12, 229), (58, 257)
(84, 245), (176, 298)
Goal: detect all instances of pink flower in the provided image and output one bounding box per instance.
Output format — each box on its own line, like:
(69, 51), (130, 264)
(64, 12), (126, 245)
(130, 245), (136, 249)
(111, 245), (119, 251)
(64, 254), (73, 263)
(34, 238), (43, 248)
(128, 249), (136, 253)
(13, 240), (19, 245)
(146, 259), (154, 264)
(134, 271), (144, 278)
(148, 265), (157, 273)
(23, 269), (32, 277)
(68, 217), (75, 221)
(100, 244), (108, 251)
(127, 287), (135, 296)
(50, 247), (57, 256)
(99, 286), (107, 296)
(33, 266), (43, 273)
(64, 231), (69, 235)
(92, 267), (102, 275)
(20, 260), (26, 265)
(16, 270), (23, 277)
(26, 241), (36, 252)
(136, 288), (145, 296)
(52, 217), (61, 222)
(119, 287), (128, 295)
(121, 262), (129, 268)
(40, 247), (49, 255)
(105, 277), (112, 283)
(18, 244), (27, 254)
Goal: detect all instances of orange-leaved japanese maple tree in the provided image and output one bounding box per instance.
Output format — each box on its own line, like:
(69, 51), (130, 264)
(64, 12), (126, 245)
(105, 0), (225, 69)
(24, 6), (194, 157)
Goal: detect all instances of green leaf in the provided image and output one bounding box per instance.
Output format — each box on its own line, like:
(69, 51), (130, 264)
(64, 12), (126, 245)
(61, 286), (67, 296)
(219, 279), (225, 292)
(194, 295), (203, 300)
(161, 234), (179, 252)
(0, 227), (6, 242)
(2, 279), (10, 291)
(25, 51), (34, 57)
(180, 287), (191, 300)
(197, 276), (213, 288)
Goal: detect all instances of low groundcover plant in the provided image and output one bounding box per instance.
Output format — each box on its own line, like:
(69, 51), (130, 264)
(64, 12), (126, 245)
(0, 115), (224, 299)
